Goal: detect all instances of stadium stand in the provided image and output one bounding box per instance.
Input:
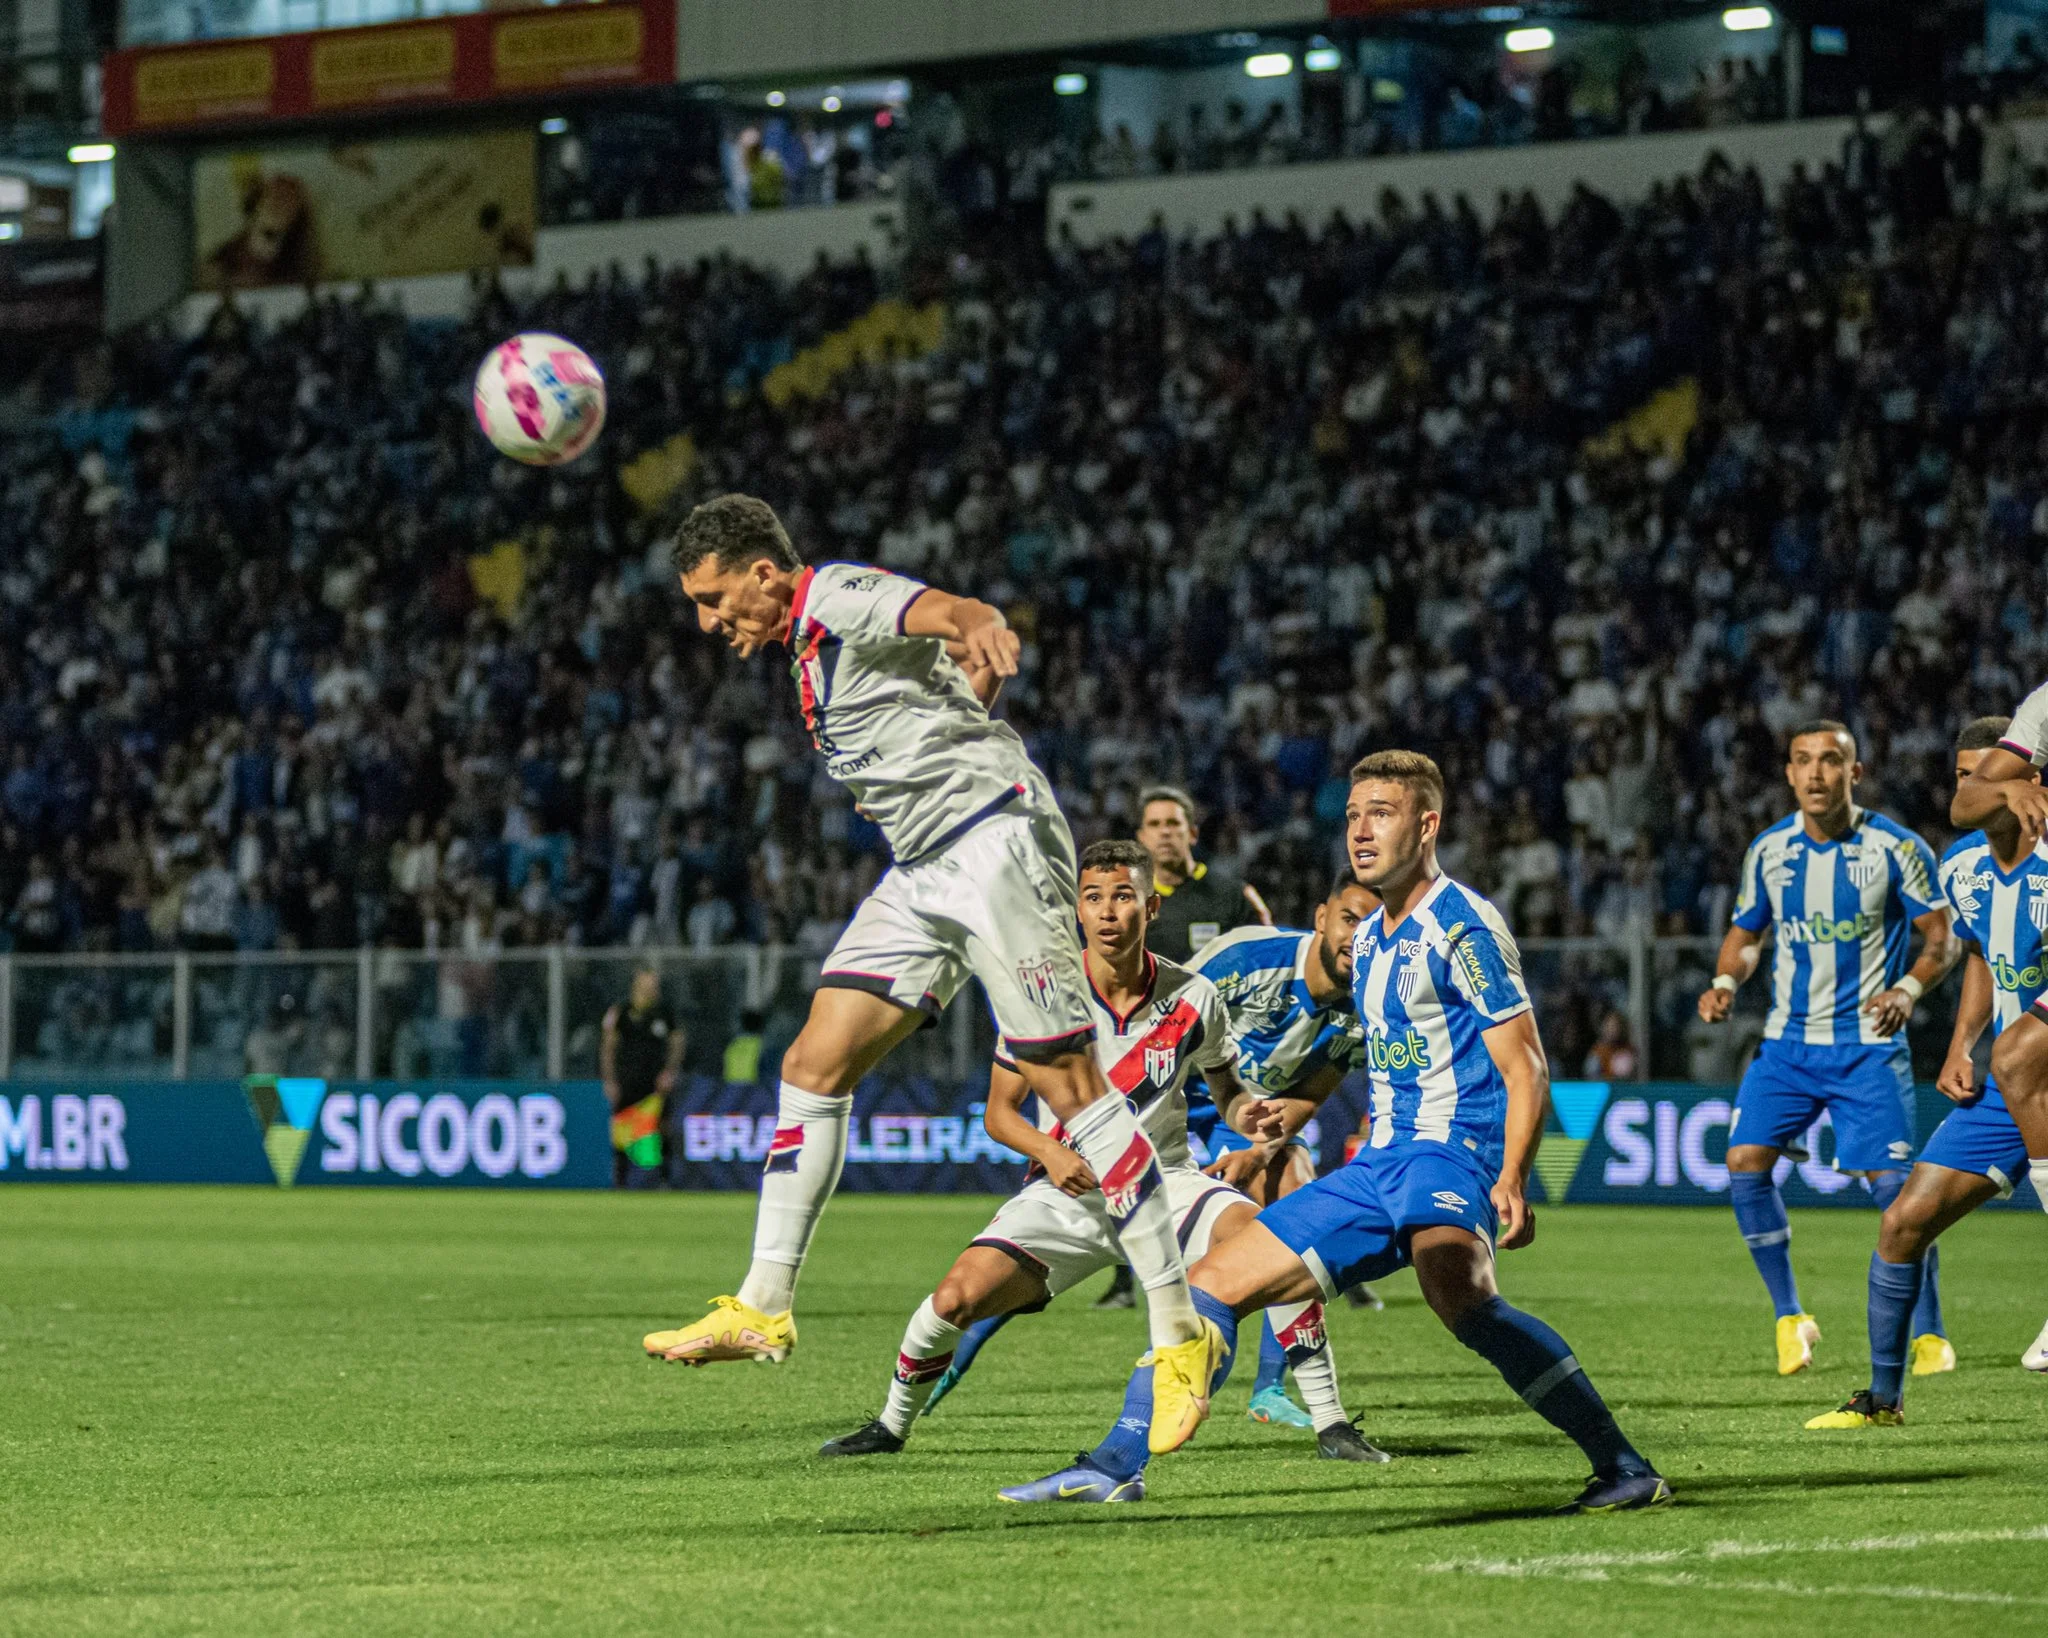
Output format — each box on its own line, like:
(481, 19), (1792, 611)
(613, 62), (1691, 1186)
(0, 106), (2030, 1076)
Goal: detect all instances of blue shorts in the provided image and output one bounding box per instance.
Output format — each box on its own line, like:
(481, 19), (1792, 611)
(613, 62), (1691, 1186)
(1730, 1038), (1915, 1172)
(1186, 1100), (1309, 1165)
(1920, 1080), (2032, 1197)
(1258, 1143), (1497, 1299)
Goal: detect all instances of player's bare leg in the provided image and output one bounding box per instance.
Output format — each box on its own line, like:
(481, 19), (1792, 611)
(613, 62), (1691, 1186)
(643, 987), (925, 1363)
(823, 1247), (1049, 1455)
(1989, 1009), (2048, 1192)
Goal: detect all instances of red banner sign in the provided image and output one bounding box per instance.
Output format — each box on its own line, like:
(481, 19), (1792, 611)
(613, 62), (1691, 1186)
(102, 0), (676, 138)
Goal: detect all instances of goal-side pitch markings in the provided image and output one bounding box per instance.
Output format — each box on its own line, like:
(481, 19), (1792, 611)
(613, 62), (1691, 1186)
(1424, 1524), (2048, 1607)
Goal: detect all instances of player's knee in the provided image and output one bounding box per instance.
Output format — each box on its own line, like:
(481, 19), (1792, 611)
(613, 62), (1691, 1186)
(930, 1273), (987, 1329)
(779, 1031), (855, 1097)
(1725, 1144), (1778, 1174)
(1876, 1207), (1933, 1264)
(1990, 1027), (2048, 1103)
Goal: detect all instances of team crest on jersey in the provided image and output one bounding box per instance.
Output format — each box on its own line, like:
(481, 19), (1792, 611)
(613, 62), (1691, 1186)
(1016, 958), (1059, 1010)
(1845, 851), (1883, 889)
(1396, 963), (1421, 1005)
(1144, 1043), (1178, 1087)
(2028, 890), (2048, 934)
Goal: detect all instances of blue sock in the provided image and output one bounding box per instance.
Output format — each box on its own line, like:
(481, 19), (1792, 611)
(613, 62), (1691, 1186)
(1729, 1169), (1803, 1317)
(951, 1312), (1013, 1378)
(1866, 1170), (1945, 1340)
(1087, 1287), (1241, 1481)
(1452, 1295), (1650, 1478)
(1253, 1314), (1286, 1394)
(1867, 1252), (1922, 1405)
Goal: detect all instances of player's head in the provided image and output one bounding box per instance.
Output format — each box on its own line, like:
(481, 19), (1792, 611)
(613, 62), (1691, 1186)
(1784, 719), (1860, 819)
(630, 965), (660, 1008)
(1135, 786), (1198, 874)
(1312, 869), (1382, 990)
(1078, 838), (1157, 962)
(674, 494), (804, 657)
(1954, 715), (2031, 787)
(1345, 750), (1443, 892)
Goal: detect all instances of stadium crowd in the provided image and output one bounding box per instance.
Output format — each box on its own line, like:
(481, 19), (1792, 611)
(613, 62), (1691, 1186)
(1, 101), (2038, 1074)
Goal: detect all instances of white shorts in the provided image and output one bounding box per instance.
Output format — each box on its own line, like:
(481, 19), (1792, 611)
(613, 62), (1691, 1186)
(819, 799), (1095, 1061)
(972, 1166), (1254, 1297)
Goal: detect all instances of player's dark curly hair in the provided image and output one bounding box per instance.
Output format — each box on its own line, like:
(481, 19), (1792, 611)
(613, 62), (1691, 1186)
(1956, 715), (2012, 754)
(674, 494), (802, 574)
(1081, 837), (1155, 892)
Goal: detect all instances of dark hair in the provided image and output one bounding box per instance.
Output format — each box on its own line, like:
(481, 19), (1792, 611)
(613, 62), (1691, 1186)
(1137, 785), (1196, 824)
(1081, 837), (1156, 891)
(1957, 715), (2013, 754)
(674, 494), (801, 575)
(1348, 749), (1446, 817)
(1328, 867), (1375, 902)
(1787, 718), (1855, 755)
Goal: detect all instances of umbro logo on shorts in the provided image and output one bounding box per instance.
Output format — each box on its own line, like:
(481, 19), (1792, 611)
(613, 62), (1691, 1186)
(1889, 1141), (1912, 1160)
(1431, 1190), (1469, 1210)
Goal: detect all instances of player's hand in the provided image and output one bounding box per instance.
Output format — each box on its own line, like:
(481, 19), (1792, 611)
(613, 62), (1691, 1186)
(2007, 780), (2048, 846)
(1492, 1176), (1535, 1250)
(1862, 986), (1915, 1038)
(1235, 1098), (1289, 1141)
(1696, 984), (1735, 1024)
(1041, 1148), (1099, 1198)
(1936, 1049), (1979, 1105)
(1203, 1146), (1268, 1188)
(961, 620), (1021, 680)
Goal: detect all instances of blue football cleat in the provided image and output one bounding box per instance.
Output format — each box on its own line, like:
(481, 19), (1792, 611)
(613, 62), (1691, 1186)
(1246, 1384), (1315, 1428)
(1559, 1469), (1674, 1514)
(998, 1458), (1144, 1504)
(920, 1364), (964, 1415)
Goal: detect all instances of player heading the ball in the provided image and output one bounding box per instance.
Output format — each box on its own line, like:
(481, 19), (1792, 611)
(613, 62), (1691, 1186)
(642, 495), (1222, 1452)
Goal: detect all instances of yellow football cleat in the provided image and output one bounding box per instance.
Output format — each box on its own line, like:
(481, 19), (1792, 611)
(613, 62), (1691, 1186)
(1805, 1389), (1903, 1429)
(1776, 1313), (1821, 1375)
(643, 1297), (795, 1365)
(1146, 1318), (1227, 1454)
(1910, 1334), (1956, 1376)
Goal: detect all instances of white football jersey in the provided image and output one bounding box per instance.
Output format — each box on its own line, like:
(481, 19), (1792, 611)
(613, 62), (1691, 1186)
(2003, 678), (2048, 767)
(787, 563), (1053, 862)
(997, 953), (1235, 1172)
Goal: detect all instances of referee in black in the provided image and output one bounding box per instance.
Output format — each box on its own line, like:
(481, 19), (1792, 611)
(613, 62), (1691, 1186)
(602, 965), (685, 1189)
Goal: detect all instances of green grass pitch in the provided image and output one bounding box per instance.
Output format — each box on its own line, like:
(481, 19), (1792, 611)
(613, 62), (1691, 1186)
(3, 1188), (2044, 1636)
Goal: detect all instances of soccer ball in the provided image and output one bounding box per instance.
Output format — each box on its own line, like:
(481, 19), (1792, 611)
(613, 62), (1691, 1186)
(473, 332), (607, 466)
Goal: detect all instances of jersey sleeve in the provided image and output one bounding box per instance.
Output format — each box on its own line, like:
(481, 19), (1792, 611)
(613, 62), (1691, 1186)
(1890, 831), (1943, 919)
(2003, 679), (2048, 767)
(1938, 849), (1982, 947)
(1730, 835), (1774, 931)
(803, 564), (929, 644)
(1442, 907), (1533, 1027)
(992, 1040), (1018, 1073)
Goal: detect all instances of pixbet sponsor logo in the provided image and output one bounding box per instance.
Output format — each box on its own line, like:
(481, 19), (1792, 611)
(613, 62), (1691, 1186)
(1366, 1027), (1432, 1073)
(0, 1093), (128, 1173)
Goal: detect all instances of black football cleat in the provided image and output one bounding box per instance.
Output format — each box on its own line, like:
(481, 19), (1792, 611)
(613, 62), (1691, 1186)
(819, 1418), (906, 1458)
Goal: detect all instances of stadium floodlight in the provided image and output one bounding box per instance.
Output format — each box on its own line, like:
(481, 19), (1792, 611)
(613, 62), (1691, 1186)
(0, 222), (18, 241)
(1053, 72), (1088, 95)
(67, 142), (115, 163)
(1245, 52), (1294, 78)
(1503, 26), (1555, 52)
(1722, 6), (1772, 29)
(539, 117), (568, 135)
(1304, 46), (1343, 72)
(822, 94), (842, 112)
(766, 89), (786, 107)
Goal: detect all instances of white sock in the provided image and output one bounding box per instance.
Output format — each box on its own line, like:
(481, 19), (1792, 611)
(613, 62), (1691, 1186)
(879, 1297), (962, 1437)
(1063, 1095), (1198, 1346)
(2033, 1161), (2048, 1213)
(1268, 1300), (1346, 1429)
(734, 1084), (849, 1313)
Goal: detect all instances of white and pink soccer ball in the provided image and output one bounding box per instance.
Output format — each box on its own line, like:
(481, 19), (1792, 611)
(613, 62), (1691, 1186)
(473, 332), (607, 465)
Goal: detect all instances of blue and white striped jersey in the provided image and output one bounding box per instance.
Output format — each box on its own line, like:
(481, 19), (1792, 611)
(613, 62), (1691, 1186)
(1939, 831), (2048, 1036)
(1187, 927), (1366, 1107)
(1350, 876), (1532, 1174)
(1731, 808), (1943, 1048)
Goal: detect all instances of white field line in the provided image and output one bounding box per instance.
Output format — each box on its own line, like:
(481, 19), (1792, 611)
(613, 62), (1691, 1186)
(1522, 1569), (2048, 1608)
(1426, 1523), (2048, 1578)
